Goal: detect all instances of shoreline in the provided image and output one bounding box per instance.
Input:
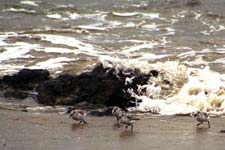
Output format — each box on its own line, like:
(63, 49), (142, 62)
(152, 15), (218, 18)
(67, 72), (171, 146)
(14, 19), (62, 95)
(0, 109), (225, 150)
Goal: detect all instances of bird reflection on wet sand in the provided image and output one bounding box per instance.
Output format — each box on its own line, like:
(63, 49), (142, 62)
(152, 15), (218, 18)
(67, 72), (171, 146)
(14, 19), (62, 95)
(120, 130), (135, 137)
(196, 127), (209, 133)
(112, 123), (121, 129)
(71, 123), (87, 131)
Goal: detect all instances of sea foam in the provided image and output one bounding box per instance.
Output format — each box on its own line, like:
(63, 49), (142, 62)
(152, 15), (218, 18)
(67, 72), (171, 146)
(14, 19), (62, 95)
(104, 60), (225, 115)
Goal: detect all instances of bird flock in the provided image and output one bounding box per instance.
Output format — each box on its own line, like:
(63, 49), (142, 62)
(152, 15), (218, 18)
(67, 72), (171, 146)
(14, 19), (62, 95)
(66, 106), (212, 132)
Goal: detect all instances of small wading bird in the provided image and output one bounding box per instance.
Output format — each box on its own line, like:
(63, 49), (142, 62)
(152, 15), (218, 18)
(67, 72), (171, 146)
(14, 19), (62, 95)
(193, 111), (210, 128)
(112, 106), (140, 131)
(112, 106), (125, 125)
(119, 115), (137, 132)
(69, 109), (88, 125)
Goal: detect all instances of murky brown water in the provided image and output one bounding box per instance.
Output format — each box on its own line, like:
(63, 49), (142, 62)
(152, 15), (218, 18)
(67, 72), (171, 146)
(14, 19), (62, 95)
(0, 109), (225, 150)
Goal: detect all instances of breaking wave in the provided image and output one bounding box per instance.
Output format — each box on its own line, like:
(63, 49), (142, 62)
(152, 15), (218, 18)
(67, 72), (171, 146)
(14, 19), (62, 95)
(103, 60), (225, 115)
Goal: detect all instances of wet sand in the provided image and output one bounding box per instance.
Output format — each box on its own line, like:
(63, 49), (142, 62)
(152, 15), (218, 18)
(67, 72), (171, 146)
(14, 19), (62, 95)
(0, 109), (225, 150)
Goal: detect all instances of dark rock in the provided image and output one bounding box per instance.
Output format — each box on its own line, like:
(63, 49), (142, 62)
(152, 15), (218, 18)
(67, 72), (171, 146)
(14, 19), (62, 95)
(0, 69), (49, 101)
(4, 90), (29, 100)
(1, 63), (152, 108)
(1, 69), (49, 90)
(36, 64), (126, 106)
(36, 63), (152, 108)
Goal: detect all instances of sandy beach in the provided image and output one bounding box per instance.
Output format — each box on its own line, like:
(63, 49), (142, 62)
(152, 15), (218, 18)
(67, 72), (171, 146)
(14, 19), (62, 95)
(0, 109), (225, 150)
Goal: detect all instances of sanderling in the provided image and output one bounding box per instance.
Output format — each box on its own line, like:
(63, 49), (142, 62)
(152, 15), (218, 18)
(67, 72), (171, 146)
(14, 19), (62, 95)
(112, 106), (140, 131)
(112, 106), (125, 124)
(119, 115), (137, 132)
(69, 109), (88, 125)
(193, 111), (210, 128)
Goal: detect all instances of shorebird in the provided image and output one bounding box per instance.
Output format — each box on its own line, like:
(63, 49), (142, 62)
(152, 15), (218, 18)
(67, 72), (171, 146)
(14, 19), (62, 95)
(119, 115), (136, 132)
(112, 106), (140, 131)
(69, 109), (88, 125)
(119, 113), (140, 132)
(193, 111), (210, 128)
(112, 106), (125, 124)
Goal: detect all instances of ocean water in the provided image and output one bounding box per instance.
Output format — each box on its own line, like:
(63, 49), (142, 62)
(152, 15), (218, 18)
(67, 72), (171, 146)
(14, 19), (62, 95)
(0, 0), (225, 115)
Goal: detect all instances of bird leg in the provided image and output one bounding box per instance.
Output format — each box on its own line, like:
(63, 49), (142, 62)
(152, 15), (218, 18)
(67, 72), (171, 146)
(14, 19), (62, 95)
(207, 121), (210, 128)
(116, 118), (121, 127)
(80, 119), (87, 125)
(83, 119), (87, 124)
(116, 118), (120, 124)
(130, 124), (133, 132)
(197, 122), (203, 127)
(79, 120), (83, 125)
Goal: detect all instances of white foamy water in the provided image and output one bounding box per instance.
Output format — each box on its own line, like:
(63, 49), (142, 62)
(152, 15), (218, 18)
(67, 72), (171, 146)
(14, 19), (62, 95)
(46, 14), (62, 19)
(78, 25), (108, 31)
(112, 12), (160, 19)
(30, 57), (77, 70)
(0, 36), (9, 46)
(193, 11), (203, 20)
(183, 56), (209, 66)
(137, 53), (169, 61)
(121, 37), (169, 56)
(0, 42), (38, 62)
(46, 11), (107, 22)
(121, 42), (158, 54)
(105, 61), (225, 115)
(35, 47), (79, 54)
(112, 12), (140, 17)
(141, 23), (159, 30)
(0, 64), (25, 75)
(3, 8), (36, 14)
(0, 40), (39, 74)
(67, 12), (80, 20)
(20, 1), (39, 6)
(38, 34), (96, 52)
